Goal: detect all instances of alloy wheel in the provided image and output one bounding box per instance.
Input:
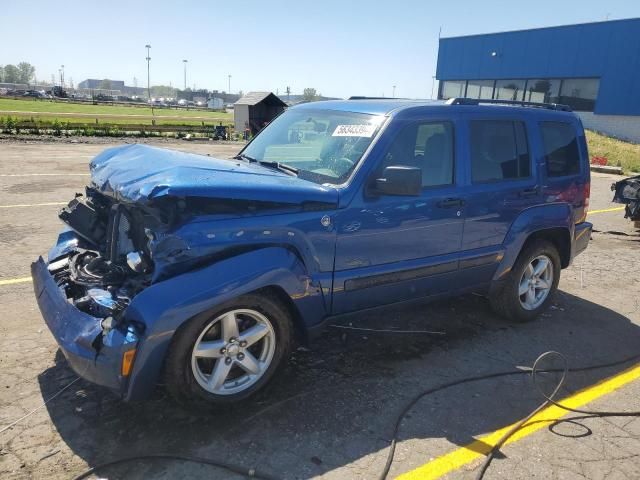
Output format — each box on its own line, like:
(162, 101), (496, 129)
(190, 309), (276, 395)
(518, 255), (554, 310)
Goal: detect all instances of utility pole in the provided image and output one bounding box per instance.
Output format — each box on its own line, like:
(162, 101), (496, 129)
(183, 59), (188, 90)
(145, 44), (152, 100)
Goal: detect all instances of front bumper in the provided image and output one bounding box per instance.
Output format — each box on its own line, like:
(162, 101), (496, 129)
(31, 256), (137, 397)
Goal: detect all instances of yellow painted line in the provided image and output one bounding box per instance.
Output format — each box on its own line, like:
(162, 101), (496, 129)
(588, 206), (625, 215)
(0, 276), (32, 286)
(396, 361), (640, 480)
(0, 202), (67, 209)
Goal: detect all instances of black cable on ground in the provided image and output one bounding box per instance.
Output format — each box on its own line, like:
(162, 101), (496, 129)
(379, 351), (640, 480)
(70, 453), (280, 480)
(328, 324), (446, 336)
(474, 351), (640, 480)
(68, 352), (640, 480)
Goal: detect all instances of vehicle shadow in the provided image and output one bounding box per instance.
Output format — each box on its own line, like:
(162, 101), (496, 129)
(39, 290), (640, 479)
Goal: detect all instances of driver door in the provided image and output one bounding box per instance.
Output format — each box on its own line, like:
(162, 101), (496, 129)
(332, 118), (466, 314)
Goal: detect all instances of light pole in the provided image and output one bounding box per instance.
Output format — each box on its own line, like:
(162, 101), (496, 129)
(145, 44), (152, 101)
(183, 59), (188, 90)
(228, 74), (231, 94)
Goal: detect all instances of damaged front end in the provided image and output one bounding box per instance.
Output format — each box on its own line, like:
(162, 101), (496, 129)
(612, 174), (640, 223)
(54, 188), (155, 323)
(31, 188), (159, 396)
(32, 144), (339, 399)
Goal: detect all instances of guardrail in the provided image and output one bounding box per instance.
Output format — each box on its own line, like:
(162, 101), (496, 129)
(0, 95), (225, 113)
(0, 120), (234, 137)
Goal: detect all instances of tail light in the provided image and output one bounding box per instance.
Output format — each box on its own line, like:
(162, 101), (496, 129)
(581, 182), (590, 222)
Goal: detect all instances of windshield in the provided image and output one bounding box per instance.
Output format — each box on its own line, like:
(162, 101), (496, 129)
(240, 109), (385, 184)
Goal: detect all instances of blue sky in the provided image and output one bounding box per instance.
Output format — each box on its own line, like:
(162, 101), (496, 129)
(1, 0), (638, 98)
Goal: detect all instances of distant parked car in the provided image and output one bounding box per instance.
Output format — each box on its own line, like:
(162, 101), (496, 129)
(23, 90), (41, 98)
(33, 98), (592, 406)
(51, 86), (68, 98)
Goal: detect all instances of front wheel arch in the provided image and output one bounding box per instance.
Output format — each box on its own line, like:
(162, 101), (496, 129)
(163, 292), (294, 406)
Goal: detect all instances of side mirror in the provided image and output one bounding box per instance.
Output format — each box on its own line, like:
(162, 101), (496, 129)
(374, 166), (422, 196)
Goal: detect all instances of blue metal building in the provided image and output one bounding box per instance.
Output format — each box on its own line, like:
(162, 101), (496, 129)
(436, 18), (640, 141)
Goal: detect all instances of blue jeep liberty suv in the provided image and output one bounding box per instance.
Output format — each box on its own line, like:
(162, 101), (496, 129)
(32, 98), (592, 405)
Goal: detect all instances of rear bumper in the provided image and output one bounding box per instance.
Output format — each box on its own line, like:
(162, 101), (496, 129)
(572, 221), (592, 260)
(31, 256), (136, 397)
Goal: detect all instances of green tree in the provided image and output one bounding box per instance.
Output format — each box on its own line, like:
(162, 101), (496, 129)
(303, 88), (321, 102)
(0, 66), (4, 82)
(17, 62), (35, 84)
(3, 65), (20, 83)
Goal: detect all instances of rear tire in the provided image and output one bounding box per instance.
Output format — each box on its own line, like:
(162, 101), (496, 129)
(164, 293), (292, 407)
(490, 240), (561, 323)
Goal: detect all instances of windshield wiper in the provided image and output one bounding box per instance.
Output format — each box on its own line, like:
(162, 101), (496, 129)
(258, 161), (299, 176)
(235, 153), (298, 176)
(234, 153), (257, 163)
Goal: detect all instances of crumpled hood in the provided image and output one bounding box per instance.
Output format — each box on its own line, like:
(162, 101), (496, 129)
(89, 144), (339, 206)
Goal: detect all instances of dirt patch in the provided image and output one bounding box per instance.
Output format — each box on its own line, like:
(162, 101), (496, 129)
(3, 180), (69, 195)
(0, 224), (35, 245)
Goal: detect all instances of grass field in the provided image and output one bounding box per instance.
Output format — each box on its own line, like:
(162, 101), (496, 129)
(586, 130), (640, 173)
(0, 97), (232, 125)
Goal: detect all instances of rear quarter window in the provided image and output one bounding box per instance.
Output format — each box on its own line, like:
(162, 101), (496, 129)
(540, 122), (581, 177)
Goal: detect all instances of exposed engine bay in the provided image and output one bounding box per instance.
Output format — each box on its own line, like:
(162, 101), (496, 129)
(53, 187), (156, 320)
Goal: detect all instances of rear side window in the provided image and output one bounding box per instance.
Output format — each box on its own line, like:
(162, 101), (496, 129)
(470, 120), (530, 183)
(540, 122), (580, 177)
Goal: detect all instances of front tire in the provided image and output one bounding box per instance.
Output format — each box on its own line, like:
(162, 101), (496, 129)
(164, 294), (292, 407)
(490, 240), (561, 323)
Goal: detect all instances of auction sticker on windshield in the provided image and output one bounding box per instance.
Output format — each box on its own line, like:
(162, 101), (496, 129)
(332, 124), (377, 137)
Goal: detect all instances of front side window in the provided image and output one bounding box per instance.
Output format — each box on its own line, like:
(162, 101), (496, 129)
(540, 122), (580, 177)
(241, 109), (385, 184)
(470, 120), (530, 183)
(381, 121), (454, 187)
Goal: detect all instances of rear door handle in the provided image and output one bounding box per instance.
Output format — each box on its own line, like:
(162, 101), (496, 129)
(437, 198), (465, 208)
(519, 187), (539, 198)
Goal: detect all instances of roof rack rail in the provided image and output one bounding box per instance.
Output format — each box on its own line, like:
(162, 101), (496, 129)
(348, 96), (405, 100)
(445, 97), (572, 112)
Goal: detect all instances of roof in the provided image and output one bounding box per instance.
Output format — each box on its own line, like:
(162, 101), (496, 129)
(235, 91), (287, 106)
(290, 99), (576, 118)
(292, 99), (438, 116)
